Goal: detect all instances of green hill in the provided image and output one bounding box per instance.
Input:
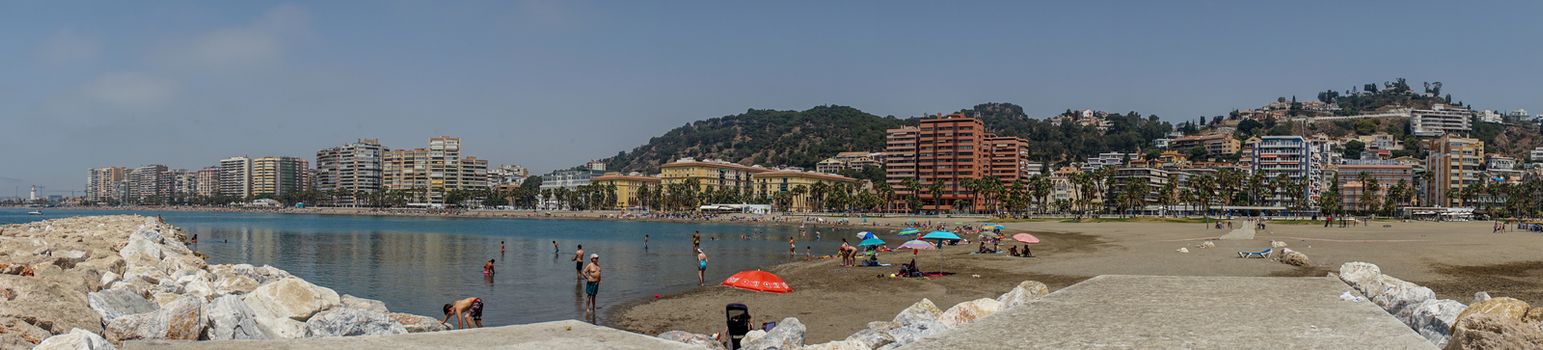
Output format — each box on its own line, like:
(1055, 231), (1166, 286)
(602, 105), (906, 173)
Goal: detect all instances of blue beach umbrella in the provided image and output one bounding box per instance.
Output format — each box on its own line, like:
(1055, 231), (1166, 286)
(856, 231), (876, 240)
(858, 237), (886, 247)
(921, 231), (961, 241)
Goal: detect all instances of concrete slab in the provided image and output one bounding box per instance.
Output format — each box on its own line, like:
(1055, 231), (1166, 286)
(900, 275), (1434, 350)
(1219, 226), (1256, 240)
(125, 320), (701, 350)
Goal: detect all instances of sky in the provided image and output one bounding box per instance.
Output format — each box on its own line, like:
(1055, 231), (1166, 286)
(3, 1), (1541, 196)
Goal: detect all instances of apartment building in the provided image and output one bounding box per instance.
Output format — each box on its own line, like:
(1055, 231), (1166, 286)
(590, 172), (661, 210)
(382, 136), (490, 205)
(881, 114), (1032, 212)
(87, 167), (127, 203)
(1532, 147), (1543, 162)
(1425, 135), (1484, 206)
(172, 169), (198, 202)
(1082, 152), (1133, 172)
(194, 167), (220, 198)
(127, 165), (173, 205)
(883, 126), (920, 200)
(488, 164), (530, 186)
(658, 158), (768, 196)
(1252, 136), (1317, 206)
(252, 156), (309, 199)
(1410, 104), (1474, 137)
(1337, 164), (1415, 211)
(754, 169), (860, 212)
(219, 157), (252, 198)
(1107, 167), (1176, 208)
(1169, 133), (1240, 156)
(316, 139), (385, 206)
(815, 152), (883, 173)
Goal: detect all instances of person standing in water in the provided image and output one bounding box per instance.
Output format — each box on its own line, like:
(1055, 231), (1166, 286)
(483, 259), (496, 276)
(692, 231), (701, 251)
(500, 241), (505, 254)
(573, 245), (586, 280)
(696, 248), (708, 286)
(644, 234), (650, 250)
(552, 240), (560, 254)
(788, 238), (796, 258)
(582, 254), (602, 323)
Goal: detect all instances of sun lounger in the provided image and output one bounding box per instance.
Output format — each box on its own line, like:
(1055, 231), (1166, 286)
(1238, 248), (1271, 258)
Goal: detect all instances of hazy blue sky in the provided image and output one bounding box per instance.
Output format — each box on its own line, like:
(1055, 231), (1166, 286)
(4, 1), (1540, 195)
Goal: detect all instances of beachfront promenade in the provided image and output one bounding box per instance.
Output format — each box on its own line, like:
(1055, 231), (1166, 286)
(903, 275), (1434, 349)
(127, 320), (699, 350)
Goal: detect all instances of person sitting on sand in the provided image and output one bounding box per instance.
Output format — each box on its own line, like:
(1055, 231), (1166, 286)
(440, 297), (484, 329)
(1008, 245), (1019, 257)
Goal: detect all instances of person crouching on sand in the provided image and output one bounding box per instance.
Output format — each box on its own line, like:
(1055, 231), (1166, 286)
(441, 297), (484, 329)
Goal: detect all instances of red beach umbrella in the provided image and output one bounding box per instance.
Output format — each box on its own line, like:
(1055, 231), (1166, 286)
(721, 270), (792, 294)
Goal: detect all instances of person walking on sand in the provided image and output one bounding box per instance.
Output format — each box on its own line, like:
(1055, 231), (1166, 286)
(573, 245), (586, 281)
(582, 254), (602, 322)
(696, 249), (708, 286)
(440, 297), (484, 329)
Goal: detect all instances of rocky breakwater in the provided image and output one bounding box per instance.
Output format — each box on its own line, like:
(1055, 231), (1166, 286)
(657, 280), (1051, 350)
(1338, 261), (1543, 349)
(0, 215), (448, 349)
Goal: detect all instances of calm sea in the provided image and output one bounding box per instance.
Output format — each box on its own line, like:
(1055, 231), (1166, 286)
(0, 208), (847, 326)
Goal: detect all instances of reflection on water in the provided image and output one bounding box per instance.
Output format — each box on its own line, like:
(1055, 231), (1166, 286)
(2, 209), (843, 326)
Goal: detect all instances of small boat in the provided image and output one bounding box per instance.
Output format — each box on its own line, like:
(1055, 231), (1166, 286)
(27, 211), (43, 215)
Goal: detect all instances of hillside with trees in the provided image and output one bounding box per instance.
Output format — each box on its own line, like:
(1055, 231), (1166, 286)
(602, 105), (907, 173)
(958, 103), (1173, 164)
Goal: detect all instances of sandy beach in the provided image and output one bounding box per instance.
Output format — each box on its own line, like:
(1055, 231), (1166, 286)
(611, 218), (1543, 343)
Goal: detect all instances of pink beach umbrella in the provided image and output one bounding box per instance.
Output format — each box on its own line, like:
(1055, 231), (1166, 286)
(1012, 233), (1041, 244)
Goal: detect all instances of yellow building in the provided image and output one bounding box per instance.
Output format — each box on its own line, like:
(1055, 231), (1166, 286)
(590, 172), (661, 210)
(658, 158), (769, 195)
(754, 170), (859, 212)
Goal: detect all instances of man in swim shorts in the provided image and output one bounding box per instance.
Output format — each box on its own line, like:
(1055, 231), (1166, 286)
(583, 254), (602, 322)
(573, 244), (585, 280)
(440, 297), (484, 329)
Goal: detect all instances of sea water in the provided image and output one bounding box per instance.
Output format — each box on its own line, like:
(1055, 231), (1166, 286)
(0, 208), (846, 326)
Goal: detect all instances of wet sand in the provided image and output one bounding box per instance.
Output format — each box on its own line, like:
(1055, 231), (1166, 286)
(611, 219), (1543, 343)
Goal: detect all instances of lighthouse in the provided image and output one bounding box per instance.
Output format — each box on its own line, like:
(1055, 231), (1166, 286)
(29, 185), (37, 202)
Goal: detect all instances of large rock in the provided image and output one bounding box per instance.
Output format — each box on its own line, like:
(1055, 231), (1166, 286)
(885, 320), (949, 347)
(87, 287), (158, 324)
(1445, 314), (1543, 350)
(1451, 297), (1531, 333)
(50, 250), (91, 269)
(1367, 275), (1435, 315)
(388, 313), (451, 333)
(33, 328), (116, 350)
(251, 316), (306, 339)
(1396, 299), (1466, 347)
(1279, 249), (1311, 267)
(1338, 261), (1382, 291)
(117, 233), (162, 264)
(657, 330), (726, 350)
(104, 295), (204, 343)
(241, 278), (341, 321)
(938, 298), (1002, 328)
(203, 295), (268, 340)
(207, 264), (293, 295)
(996, 280), (1050, 309)
(303, 307), (407, 337)
(0, 317), (54, 346)
(341, 294), (389, 314)
(743, 317), (805, 350)
(741, 329), (767, 346)
(892, 298), (942, 327)
(844, 328), (895, 349)
(801, 339), (868, 350)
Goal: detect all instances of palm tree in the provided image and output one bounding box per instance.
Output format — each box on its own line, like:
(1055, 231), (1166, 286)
(927, 180), (945, 213)
(790, 184), (808, 213)
(901, 177), (921, 213)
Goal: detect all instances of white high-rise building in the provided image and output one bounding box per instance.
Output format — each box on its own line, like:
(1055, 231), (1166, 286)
(219, 157), (252, 199)
(316, 139), (385, 206)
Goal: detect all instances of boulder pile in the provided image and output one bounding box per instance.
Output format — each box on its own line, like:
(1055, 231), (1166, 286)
(0, 215), (448, 349)
(656, 280), (1050, 350)
(1336, 261), (1543, 349)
